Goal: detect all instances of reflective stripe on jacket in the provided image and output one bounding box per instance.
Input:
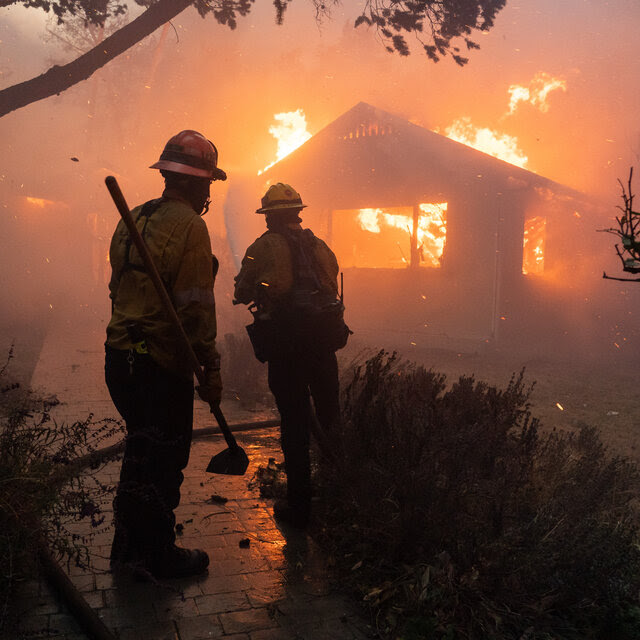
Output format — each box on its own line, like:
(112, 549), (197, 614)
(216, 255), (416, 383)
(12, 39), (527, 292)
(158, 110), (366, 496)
(234, 224), (339, 310)
(106, 197), (219, 379)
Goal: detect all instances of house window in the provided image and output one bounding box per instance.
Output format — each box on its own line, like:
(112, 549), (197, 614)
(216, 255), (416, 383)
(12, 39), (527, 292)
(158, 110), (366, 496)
(522, 215), (546, 275)
(331, 203), (447, 269)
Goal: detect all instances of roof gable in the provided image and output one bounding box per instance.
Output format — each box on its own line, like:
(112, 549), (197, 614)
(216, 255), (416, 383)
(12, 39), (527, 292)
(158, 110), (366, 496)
(261, 102), (585, 209)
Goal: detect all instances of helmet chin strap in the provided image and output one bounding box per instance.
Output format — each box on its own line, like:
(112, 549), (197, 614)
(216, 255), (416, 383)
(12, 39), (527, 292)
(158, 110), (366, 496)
(160, 170), (211, 215)
(200, 197), (211, 216)
(187, 179), (211, 215)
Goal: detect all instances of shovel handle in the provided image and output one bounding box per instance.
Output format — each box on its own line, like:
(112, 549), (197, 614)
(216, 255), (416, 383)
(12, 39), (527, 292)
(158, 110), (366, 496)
(105, 176), (238, 451)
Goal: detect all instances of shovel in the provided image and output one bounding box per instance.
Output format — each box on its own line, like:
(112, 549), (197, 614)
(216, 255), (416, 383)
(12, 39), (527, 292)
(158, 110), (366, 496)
(105, 176), (249, 476)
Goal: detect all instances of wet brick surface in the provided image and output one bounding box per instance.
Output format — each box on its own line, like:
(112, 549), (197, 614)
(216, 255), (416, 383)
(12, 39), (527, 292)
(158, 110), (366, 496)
(7, 307), (373, 639)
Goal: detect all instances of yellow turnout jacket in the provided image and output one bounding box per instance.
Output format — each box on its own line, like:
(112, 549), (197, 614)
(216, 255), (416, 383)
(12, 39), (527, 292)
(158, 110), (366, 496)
(106, 195), (219, 379)
(234, 223), (339, 309)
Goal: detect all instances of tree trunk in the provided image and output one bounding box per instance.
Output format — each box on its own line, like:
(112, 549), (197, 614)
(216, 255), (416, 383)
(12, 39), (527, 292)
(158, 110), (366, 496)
(0, 0), (192, 118)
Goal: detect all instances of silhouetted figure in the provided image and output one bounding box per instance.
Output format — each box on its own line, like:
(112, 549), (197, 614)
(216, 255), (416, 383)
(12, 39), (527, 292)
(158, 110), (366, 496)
(105, 130), (226, 579)
(234, 183), (350, 528)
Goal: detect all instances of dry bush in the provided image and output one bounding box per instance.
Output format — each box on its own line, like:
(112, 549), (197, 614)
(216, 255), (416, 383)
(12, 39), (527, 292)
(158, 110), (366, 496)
(0, 348), (122, 633)
(313, 351), (640, 640)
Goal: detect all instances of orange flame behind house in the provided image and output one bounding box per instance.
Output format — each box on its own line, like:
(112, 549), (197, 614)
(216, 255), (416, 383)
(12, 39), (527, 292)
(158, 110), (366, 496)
(444, 117), (528, 168)
(258, 109), (312, 175)
(508, 72), (567, 114)
(522, 215), (546, 275)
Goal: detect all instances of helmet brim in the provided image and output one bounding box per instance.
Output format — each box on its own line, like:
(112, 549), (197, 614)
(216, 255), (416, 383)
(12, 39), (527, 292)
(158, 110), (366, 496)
(150, 160), (227, 181)
(255, 203), (307, 214)
(212, 167), (227, 181)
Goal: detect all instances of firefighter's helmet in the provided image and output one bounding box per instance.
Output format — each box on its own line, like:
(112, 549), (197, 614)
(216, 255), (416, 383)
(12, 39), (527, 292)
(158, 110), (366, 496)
(256, 183), (307, 214)
(150, 130), (227, 181)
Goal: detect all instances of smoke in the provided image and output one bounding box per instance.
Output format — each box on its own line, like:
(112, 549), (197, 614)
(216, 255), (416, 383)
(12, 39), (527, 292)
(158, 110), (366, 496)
(0, 0), (639, 367)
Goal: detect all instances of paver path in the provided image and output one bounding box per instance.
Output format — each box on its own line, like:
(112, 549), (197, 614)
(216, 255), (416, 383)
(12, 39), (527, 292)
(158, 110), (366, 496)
(9, 306), (373, 640)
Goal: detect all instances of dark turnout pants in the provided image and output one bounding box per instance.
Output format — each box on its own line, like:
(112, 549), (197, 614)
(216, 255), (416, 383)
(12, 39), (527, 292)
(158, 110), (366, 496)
(105, 346), (194, 564)
(267, 349), (339, 517)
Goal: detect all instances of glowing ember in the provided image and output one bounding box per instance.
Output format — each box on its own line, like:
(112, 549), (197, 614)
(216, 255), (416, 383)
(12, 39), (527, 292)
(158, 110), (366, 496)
(258, 109), (312, 175)
(444, 117), (528, 168)
(508, 72), (567, 114)
(522, 215), (546, 275)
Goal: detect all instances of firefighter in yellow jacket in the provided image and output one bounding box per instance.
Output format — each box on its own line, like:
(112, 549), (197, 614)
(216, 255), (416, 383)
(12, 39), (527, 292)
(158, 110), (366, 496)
(105, 130), (225, 579)
(235, 183), (349, 528)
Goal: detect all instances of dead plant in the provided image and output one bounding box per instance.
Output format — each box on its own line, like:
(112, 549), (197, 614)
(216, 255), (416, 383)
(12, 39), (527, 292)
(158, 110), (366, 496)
(310, 350), (640, 640)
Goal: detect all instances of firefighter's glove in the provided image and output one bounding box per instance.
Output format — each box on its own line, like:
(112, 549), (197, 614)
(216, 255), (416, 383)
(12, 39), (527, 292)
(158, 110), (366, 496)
(197, 367), (222, 407)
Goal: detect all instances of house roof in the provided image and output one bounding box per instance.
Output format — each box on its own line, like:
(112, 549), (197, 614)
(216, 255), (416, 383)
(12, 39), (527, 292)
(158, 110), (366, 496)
(261, 101), (586, 210)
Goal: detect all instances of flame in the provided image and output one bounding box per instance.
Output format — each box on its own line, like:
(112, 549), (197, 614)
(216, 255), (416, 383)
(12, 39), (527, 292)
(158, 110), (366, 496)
(522, 215), (546, 275)
(258, 109), (312, 175)
(508, 72), (567, 114)
(357, 208), (381, 233)
(444, 117), (528, 168)
(357, 203), (447, 267)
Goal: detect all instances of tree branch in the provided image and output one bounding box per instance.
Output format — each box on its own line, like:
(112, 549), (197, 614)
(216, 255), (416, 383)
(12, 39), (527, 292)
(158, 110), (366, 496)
(602, 272), (640, 283)
(0, 0), (192, 118)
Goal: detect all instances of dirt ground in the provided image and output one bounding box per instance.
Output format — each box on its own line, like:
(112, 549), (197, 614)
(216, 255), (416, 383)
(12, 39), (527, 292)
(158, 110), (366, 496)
(339, 338), (640, 463)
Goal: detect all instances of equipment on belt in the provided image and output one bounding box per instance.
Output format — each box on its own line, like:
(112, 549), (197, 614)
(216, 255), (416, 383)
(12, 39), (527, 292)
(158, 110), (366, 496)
(255, 182), (307, 214)
(150, 130), (227, 182)
(105, 175), (249, 476)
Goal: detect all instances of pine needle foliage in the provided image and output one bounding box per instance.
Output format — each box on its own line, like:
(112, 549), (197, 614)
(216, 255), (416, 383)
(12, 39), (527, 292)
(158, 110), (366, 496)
(314, 351), (640, 640)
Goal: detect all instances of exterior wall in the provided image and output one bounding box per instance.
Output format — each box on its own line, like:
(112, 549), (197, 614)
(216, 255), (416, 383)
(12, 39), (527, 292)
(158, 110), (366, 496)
(335, 190), (528, 343)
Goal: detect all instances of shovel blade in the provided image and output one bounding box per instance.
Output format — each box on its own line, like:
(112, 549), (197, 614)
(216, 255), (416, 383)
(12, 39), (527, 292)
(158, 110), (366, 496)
(206, 446), (249, 476)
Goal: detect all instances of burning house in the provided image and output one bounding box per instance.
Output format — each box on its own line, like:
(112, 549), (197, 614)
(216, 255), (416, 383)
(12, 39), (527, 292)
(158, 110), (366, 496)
(225, 102), (632, 357)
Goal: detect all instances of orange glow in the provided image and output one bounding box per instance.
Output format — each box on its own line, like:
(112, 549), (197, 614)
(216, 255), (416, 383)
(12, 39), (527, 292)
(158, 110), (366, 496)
(357, 203), (447, 268)
(258, 109), (312, 175)
(522, 215), (546, 275)
(352, 207), (413, 269)
(357, 205), (448, 268)
(25, 196), (55, 208)
(417, 203), (448, 266)
(338, 203), (447, 269)
(444, 118), (528, 168)
(508, 72), (567, 114)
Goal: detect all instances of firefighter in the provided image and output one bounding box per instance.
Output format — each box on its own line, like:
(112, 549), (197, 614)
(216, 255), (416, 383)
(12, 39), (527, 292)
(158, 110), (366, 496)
(105, 130), (226, 579)
(234, 183), (350, 528)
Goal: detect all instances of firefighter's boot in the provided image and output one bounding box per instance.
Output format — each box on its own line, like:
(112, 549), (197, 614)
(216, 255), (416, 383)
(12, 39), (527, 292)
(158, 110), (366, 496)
(148, 546), (210, 579)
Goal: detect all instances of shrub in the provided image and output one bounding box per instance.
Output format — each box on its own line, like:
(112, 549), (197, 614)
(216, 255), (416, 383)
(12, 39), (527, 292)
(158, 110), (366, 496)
(0, 348), (122, 633)
(313, 351), (640, 640)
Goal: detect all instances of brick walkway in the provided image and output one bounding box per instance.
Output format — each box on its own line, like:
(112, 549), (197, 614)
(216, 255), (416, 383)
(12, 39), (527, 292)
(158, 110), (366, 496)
(9, 306), (372, 640)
